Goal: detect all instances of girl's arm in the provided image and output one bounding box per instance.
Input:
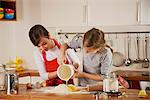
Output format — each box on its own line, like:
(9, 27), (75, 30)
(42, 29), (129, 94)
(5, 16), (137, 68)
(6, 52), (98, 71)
(58, 43), (70, 64)
(74, 70), (103, 81)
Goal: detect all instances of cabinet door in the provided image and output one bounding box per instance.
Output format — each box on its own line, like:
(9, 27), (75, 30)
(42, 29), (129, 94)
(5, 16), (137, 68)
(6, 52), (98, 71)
(88, 0), (138, 26)
(140, 0), (150, 24)
(41, 0), (86, 27)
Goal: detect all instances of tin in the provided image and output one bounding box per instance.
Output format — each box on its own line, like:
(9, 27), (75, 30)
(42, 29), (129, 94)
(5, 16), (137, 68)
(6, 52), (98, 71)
(5, 73), (19, 95)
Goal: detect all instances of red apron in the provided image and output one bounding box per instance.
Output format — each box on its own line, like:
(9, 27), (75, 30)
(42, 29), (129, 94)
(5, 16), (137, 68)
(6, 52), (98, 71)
(42, 38), (73, 86)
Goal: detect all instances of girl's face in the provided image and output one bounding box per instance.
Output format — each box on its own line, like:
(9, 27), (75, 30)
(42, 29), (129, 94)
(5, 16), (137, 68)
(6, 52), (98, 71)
(38, 37), (55, 51)
(84, 46), (100, 54)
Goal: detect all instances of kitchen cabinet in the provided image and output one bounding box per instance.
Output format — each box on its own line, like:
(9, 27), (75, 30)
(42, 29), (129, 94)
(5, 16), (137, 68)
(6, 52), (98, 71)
(41, 0), (87, 27)
(140, 0), (150, 24)
(88, 0), (138, 26)
(41, 0), (150, 27)
(0, 0), (17, 21)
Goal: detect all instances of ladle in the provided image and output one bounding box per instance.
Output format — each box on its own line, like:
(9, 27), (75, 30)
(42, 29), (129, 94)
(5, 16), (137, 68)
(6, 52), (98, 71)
(134, 33), (141, 63)
(142, 33), (149, 68)
(125, 34), (132, 66)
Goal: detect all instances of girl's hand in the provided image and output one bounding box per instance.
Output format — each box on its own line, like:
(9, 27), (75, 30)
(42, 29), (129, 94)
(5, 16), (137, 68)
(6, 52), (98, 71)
(73, 63), (79, 69)
(57, 54), (68, 65)
(74, 69), (85, 78)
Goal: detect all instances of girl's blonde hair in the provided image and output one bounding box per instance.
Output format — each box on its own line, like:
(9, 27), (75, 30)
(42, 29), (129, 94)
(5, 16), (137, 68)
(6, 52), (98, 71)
(83, 28), (113, 52)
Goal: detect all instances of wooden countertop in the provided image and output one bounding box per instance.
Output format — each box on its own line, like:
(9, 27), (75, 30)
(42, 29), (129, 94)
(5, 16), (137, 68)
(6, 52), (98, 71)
(0, 84), (94, 100)
(115, 70), (150, 81)
(0, 84), (149, 100)
(16, 70), (150, 81)
(17, 69), (40, 77)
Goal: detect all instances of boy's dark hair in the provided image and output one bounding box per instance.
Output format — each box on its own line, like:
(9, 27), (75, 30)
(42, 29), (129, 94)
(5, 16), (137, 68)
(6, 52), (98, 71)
(29, 24), (49, 46)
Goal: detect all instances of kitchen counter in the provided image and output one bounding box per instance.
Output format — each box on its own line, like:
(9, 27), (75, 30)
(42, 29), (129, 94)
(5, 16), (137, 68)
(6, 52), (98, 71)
(16, 69), (149, 89)
(16, 69), (40, 77)
(115, 70), (150, 81)
(16, 70), (150, 81)
(0, 84), (149, 100)
(112, 63), (150, 72)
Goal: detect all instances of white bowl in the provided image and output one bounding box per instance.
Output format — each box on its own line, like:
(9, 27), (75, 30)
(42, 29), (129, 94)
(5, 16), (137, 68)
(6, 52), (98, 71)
(57, 64), (74, 81)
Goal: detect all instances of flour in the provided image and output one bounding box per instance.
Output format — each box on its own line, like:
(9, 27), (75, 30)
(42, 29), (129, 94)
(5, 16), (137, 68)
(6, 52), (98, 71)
(49, 84), (70, 94)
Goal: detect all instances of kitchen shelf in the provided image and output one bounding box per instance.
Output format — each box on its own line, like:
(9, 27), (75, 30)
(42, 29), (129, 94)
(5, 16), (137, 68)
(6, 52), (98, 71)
(0, 0), (17, 21)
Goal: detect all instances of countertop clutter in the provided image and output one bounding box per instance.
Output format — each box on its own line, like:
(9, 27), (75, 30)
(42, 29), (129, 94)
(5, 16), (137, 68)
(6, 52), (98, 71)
(0, 84), (150, 100)
(0, 69), (150, 99)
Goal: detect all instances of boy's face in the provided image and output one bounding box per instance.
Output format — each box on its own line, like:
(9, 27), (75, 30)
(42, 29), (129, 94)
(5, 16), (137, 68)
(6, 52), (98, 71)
(37, 37), (55, 51)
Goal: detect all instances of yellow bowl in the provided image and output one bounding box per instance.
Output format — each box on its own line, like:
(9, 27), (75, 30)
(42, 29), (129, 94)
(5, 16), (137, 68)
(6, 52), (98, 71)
(0, 13), (4, 19)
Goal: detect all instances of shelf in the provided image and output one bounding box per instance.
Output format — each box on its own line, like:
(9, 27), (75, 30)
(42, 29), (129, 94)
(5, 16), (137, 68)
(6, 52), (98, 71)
(0, 0), (17, 21)
(1, 0), (16, 3)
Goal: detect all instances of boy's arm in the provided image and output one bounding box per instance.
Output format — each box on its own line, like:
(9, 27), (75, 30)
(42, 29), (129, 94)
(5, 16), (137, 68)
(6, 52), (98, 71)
(48, 71), (57, 79)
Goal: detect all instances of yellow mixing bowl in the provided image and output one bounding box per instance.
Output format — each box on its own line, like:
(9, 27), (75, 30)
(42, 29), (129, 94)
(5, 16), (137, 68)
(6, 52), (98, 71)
(0, 14), (4, 19)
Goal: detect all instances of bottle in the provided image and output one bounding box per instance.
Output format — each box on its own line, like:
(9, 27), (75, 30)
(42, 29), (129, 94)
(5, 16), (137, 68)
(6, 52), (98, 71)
(103, 75), (110, 92)
(109, 73), (118, 92)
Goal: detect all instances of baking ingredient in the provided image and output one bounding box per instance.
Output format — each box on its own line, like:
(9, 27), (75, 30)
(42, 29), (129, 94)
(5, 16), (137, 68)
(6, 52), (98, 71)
(51, 84), (76, 94)
(68, 84), (76, 92)
(138, 90), (148, 98)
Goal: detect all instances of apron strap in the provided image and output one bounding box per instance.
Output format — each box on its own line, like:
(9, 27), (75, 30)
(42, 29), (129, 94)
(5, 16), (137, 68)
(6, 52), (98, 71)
(42, 38), (60, 62)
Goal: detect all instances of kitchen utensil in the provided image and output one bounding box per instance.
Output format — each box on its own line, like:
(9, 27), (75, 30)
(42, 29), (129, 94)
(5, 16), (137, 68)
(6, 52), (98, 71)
(125, 34), (132, 66)
(142, 34), (149, 68)
(75, 84), (103, 92)
(106, 34), (113, 47)
(134, 33), (141, 63)
(118, 75), (129, 89)
(0, 64), (6, 91)
(5, 73), (19, 95)
(112, 52), (125, 67)
(0, 8), (4, 19)
(57, 64), (74, 82)
(5, 8), (15, 13)
(5, 13), (14, 19)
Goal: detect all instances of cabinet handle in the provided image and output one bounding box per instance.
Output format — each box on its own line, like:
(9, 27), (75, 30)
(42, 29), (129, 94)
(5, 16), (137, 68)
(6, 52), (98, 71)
(83, 5), (88, 25)
(137, 0), (141, 24)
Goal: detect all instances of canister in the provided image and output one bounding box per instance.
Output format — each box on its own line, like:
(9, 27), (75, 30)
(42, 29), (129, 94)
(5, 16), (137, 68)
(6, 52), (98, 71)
(5, 73), (19, 95)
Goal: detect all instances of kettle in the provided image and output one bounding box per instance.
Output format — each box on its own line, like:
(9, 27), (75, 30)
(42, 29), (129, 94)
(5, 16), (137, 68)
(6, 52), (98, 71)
(0, 64), (6, 90)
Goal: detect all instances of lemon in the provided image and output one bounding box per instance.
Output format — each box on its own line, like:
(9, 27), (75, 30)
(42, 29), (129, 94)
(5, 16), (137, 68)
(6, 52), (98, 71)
(68, 85), (76, 92)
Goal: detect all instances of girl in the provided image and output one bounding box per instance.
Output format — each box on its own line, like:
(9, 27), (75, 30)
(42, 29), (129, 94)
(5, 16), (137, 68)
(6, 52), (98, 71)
(59, 28), (113, 86)
(29, 24), (73, 86)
